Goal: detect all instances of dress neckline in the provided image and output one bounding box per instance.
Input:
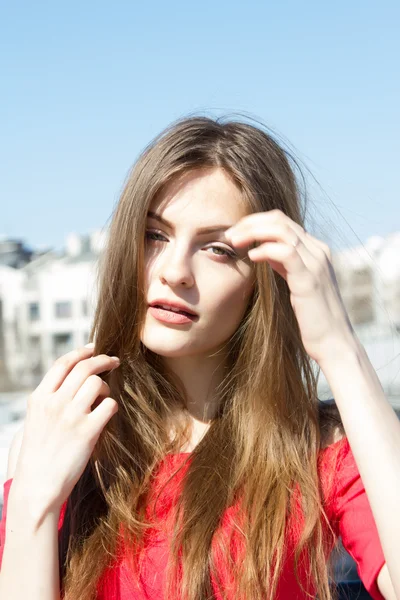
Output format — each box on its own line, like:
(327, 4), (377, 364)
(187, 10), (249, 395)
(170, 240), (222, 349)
(165, 452), (192, 457)
(165, 436), (347, 459)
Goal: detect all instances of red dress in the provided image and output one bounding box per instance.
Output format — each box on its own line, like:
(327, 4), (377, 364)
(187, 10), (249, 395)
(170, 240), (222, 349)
(0, 437), (386, 599)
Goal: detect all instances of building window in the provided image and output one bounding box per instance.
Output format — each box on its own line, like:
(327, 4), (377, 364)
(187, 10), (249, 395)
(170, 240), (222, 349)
(55, 301), (72, 319)
(28, 302), (40, 321)
(53, 333), (73, 358)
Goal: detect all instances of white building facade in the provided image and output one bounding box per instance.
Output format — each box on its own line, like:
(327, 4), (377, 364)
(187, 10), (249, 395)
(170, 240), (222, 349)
(0, 231), (105, 390)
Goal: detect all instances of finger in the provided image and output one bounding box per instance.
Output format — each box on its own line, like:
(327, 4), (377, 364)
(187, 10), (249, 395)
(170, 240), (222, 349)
(286, 222), (330, 255)
(303, 231), (332, 259)
(227, 214), (329, 270)
(248, 241), (308, 274)
(226, 209), (296, 236)
(35, 346), (96, 395)
(88, 397), (118, 432)
(58, 355), (120, 400)
(288, 228), (332, 271)
(226, 210), (279, 231)
(71, 375), (111, 414)
(272, 222), (327, 270)
(228, 223), (299, 248)
(230, 223), (318, 271)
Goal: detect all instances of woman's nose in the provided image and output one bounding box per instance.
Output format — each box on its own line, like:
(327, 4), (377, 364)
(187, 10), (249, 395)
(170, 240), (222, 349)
(158, 246), (195, 288)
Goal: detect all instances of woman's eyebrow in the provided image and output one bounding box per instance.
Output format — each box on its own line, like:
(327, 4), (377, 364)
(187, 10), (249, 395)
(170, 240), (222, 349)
(147, 211), (233, 234)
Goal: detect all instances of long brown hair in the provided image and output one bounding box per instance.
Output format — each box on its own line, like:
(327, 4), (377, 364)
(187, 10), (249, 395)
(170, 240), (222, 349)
(59, 115), (345, 600)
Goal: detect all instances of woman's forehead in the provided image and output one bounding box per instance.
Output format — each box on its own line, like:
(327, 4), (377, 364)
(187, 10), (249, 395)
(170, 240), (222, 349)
(150, 168), (250, 222)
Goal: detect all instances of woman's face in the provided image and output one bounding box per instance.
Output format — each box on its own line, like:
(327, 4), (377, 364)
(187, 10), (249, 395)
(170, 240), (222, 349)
(140, 167), (256, 359)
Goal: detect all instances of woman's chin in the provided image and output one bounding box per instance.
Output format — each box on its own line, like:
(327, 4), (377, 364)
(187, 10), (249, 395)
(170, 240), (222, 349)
(141, 333), (195, 358)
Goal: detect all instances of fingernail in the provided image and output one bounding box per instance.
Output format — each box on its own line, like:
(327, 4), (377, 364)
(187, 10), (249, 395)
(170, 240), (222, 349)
(85, 342), (95, 348)
(111, 356), (120, 362)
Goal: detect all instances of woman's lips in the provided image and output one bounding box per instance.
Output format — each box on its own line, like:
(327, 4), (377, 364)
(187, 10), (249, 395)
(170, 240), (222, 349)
(148, 306), (198, 324)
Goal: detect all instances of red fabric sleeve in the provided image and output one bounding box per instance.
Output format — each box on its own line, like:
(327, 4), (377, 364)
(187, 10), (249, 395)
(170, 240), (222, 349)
(0, 478), (67, 570)
(329, 438), (386, 600)
(0, 478), (14, 569)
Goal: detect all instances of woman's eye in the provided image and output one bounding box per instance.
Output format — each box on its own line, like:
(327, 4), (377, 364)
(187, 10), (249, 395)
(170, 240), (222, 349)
(208, 245), (237, 259)
(145, 230), (165, 242)
(145, 231), (237, 260)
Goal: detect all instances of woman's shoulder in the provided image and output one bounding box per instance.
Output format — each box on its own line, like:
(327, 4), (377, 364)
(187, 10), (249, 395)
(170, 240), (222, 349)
(317, 399), (351, 499)
(315, 400), (369, 516)
(318, 398), (346, 451)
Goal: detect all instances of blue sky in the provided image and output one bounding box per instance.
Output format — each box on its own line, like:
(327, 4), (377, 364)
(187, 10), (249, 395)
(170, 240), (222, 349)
(1, 0), (399, 253)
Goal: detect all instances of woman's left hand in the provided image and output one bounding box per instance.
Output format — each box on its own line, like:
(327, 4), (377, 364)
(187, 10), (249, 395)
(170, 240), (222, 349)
(225, 209), (358, 365)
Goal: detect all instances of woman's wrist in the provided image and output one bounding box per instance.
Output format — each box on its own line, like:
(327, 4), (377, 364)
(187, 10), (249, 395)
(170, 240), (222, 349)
(316, 332), (363, 373)
(7, 479), (62, 531)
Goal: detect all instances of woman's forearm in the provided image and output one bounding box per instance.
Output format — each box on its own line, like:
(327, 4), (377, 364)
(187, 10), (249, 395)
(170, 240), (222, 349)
(319, 338), (400, 598)
(0, 487), (61, 600)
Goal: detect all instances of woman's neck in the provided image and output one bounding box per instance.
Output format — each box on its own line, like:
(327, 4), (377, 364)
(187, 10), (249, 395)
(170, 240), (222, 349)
(162, 351), (229, 421)
(178, 416), (212, 453)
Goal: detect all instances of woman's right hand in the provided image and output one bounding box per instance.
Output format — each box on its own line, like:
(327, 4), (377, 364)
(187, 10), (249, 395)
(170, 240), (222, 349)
(9, 344), (121, 516)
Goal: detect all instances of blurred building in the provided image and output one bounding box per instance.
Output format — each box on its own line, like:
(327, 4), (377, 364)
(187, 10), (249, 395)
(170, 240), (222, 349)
(0, 230), (107, 390)
(0, 237), (34, 269)
(318, 232), (400, 406)
(333, 233), (400, 330)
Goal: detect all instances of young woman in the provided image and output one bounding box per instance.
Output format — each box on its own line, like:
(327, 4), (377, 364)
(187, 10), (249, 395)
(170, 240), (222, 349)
(0, 116), (399, 600)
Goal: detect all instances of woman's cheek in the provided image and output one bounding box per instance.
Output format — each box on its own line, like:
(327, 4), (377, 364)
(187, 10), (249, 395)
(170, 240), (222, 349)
(212, 283), (251, 322)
